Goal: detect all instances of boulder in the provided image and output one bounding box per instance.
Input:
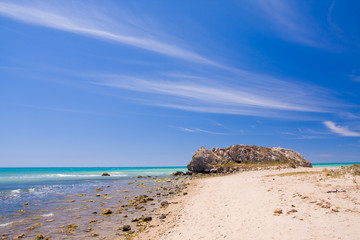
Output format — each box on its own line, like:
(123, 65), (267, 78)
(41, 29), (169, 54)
(187, 147), (226, 173)
(187, 145), (312, 173)
(101, 173), (110, 176)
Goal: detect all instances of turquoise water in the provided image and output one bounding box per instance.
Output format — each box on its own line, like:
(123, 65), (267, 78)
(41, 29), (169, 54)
(0, 167), (187, 220)
(312, 162), (359, 168)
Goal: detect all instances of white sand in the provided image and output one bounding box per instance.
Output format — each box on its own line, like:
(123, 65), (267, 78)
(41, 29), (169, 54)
(140, 168), (360, 240)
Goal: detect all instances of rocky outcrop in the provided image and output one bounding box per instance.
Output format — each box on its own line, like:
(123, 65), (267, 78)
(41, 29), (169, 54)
(187, 145), (312, 173)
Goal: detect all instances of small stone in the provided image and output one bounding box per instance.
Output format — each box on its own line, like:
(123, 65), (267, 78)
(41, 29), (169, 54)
(142, 216), (152, 222)
(161, 200), (169, 207)
(121, 225), (131, 231)
(96, 194), (101, 197)
(67, 223), (78, 229)
(95, 188), (103, 192)
(16, 233), (26, 239)
(86, 227), (92, 232)
(287, 209), (298, 214)
(92, 233), (99, 237)
(35, 234), (44, 240)
(89, 219), (98, 224)
(158, 214), (167, 219)
(23, 202), (29, 206)
(101, 173), (110, 176)
(101, 209), (113, 215)
(273, 208), (283, 216)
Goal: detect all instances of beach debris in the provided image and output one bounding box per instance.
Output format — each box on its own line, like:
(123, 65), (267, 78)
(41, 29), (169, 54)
(101, 173), (110, 176)
(327, 189), (346, 193)
(120, 225), (131, 231)
(273, 208), (283, 216)
(101, 209), (113, 215)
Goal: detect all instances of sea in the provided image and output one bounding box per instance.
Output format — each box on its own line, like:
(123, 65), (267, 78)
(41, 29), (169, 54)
(0, 167), (186, 228)
(0, 163), (358, 234)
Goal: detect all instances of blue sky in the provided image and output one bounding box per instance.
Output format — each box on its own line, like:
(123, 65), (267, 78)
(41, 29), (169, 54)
(1, 0), (360, 167)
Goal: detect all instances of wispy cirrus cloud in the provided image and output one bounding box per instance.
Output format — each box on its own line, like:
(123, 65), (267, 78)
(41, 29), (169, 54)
(174, 127), (229, 135)
(93, 73), (339, 117)
(323, 121), (360, 137)
(251, 0), (324, 47)
(0, 1), (217, 66)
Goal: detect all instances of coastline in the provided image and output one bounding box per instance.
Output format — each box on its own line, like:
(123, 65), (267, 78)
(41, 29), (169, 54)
(139, 167), (360, 240)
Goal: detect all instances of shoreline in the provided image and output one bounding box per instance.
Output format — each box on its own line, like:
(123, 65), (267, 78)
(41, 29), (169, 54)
(0, 175), (190, 240)
(139, 167), (360, 240)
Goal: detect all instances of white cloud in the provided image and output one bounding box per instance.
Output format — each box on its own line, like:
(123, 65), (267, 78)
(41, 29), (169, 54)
(0, 1), (217, 66)
(174, 127), (228, 135)
(93, 73), (337, 117)
(323, 121), (360, 137)
(252, 0), (324, 47)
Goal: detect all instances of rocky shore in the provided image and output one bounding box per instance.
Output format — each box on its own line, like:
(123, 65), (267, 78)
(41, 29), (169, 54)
(0, 175), (190, 240)
(187, 145), (312, 174)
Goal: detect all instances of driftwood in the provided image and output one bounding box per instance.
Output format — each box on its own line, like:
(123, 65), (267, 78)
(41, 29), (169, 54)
(327, 189), (346, 193)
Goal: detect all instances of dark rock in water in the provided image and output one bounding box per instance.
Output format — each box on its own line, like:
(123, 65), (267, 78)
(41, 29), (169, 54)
(121, 225), (131, 231)
(173, 171), (185, 176)
(160, 200), (169, 207)
(101, 173), (110, 176)
(158, 214), (167, 219)
(35, 234), (44, 240)
(142, 216), (152, 222)
(131, 217), (140, 222)
(185, 171), (193, 175)
(187, 145), (312, 173)
(101, 209), (113, 215)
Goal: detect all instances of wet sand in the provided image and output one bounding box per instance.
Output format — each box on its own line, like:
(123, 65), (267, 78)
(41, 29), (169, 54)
(140, 167), (360, 240)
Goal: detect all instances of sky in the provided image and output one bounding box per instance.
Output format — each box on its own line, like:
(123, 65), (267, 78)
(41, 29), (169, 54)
(0, 0), (360, 167)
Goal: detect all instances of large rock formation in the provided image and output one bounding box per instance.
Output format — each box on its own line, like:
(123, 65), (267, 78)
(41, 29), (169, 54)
(187, 145), (312, 173)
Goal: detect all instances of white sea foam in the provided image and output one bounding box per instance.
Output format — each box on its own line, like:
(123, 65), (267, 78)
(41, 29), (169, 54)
(0, 221), (14, 227)
(41, 213), (54, 217)
(10, 189), (21, 194)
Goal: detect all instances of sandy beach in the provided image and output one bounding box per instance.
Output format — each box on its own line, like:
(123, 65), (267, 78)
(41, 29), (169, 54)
(141, 167), (360, 240)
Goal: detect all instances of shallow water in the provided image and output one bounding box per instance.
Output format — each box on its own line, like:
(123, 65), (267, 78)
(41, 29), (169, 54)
(0, 167), (188, 239)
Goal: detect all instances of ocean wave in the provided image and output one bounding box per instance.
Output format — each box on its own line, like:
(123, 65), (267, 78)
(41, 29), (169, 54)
(0, 173), (128, 181)
(41, 213), (54, 217)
